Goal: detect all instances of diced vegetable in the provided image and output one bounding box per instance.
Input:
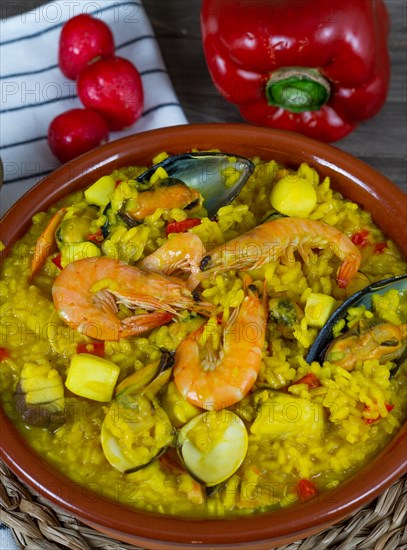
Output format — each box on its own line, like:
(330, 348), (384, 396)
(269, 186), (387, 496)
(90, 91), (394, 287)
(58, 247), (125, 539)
(296, 479), (318, 501)
(0, 347), (10, 361)
(84, 175), (116, 207)
(364, 403), (394, 424)
(51, 254), (62, 269)
(76, 341), (105, 357)
(291, 372), (321, 390)
(166, 218), (202, 236)
(66, 353), (120, 402)
(374, 242), (387, 253)
(351, 229), (370, 247)
(305, 293), (336, 327)
(250, 391), (324, 437)
(87, 228), (104, 243)
(270, 175), (317, 218)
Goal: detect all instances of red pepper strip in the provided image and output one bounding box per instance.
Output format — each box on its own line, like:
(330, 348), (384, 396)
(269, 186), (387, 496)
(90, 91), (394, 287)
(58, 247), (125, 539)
(292, 373), (321, 390)
(364, 403), (394, 424)
(374, 242), (387, 254)
(77, 342), (105, 357)
(87, 228), (104, 243)
(0, 348), (10, 361)
(297, 479), (318, 501)
(201, 0), (390, 142)
(351, 229), (370, 247)
(166, 218), (201, 236)
(51, 254), (62, 270)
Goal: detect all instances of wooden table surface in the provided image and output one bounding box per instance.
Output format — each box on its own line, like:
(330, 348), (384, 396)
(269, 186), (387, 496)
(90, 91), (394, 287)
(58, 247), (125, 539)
(2, 0), (406, 194)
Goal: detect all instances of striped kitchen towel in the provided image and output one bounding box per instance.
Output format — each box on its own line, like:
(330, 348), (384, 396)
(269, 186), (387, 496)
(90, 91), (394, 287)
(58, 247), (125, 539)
(0, 0), (188, 216)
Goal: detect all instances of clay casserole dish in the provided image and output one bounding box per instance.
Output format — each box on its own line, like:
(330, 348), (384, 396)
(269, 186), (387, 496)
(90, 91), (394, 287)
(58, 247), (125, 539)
(0, 124), (406, 550)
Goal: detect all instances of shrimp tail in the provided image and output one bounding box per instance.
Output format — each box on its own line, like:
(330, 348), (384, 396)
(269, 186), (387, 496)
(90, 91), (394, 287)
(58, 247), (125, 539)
(31, 208), (66, 279)
(120, 312), (174, 339)
(336, 254), (362, 288)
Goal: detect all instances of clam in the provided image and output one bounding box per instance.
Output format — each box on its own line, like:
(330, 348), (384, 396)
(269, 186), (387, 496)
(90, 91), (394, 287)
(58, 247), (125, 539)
(177, 410), (248, 487)
(307, 274), (407, 365)
(101, 393), (174, 474)
(101, 351), (175, 473)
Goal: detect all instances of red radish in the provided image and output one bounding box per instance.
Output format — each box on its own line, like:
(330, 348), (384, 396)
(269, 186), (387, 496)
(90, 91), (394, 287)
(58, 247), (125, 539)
(77, 56), (144, 131)
(48, 108), (109, 162)
(59, 14), (115, 80)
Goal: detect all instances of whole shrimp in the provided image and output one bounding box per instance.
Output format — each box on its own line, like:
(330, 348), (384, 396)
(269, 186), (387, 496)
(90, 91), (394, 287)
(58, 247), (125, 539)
(173, 285), (267, 410)
(52, 257), (212, 341)
(199, 218), (362, 288)
(138, 232), (206, 289)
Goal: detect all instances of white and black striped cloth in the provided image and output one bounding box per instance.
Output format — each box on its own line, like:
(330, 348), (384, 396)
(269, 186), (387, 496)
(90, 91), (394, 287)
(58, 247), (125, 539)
(0, 0), (188, 217)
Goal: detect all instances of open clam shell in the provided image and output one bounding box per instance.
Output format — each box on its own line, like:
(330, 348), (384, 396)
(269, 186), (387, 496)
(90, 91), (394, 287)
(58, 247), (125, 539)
(177, 410), (248, 487)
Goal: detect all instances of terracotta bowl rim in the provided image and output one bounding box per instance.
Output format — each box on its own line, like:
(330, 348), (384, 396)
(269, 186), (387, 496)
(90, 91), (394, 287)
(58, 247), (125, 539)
(0, 123), (406, 548)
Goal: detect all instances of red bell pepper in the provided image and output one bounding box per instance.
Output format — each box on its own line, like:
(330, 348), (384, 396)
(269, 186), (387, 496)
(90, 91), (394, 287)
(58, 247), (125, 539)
(0, 348), (10, 361)
(296, 479), (318, 501)
(201, 0), (390, 141)
(76, 341), (105, 357)
(292, 372), (321, 390)
(166, 218), (201, 236)
(364, 403), (394, 424)
(51, 253), (63, 270)
(351, 229), (370, 247)
(87, 228), (104, 243)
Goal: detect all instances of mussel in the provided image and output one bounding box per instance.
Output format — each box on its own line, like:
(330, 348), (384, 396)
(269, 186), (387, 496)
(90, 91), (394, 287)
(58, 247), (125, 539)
(307, 274), (407, 366)
(121, 151), (254, 221)
(118, 176), (201, 226)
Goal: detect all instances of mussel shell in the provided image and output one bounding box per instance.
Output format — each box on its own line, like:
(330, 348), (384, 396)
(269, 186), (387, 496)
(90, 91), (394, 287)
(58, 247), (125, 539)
(307, 273), (407, 364)
(136, 152), (255, 218)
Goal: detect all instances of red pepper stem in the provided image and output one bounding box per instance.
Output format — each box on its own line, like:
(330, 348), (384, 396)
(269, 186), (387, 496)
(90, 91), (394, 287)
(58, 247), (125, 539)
(266, 67), (330, 113)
